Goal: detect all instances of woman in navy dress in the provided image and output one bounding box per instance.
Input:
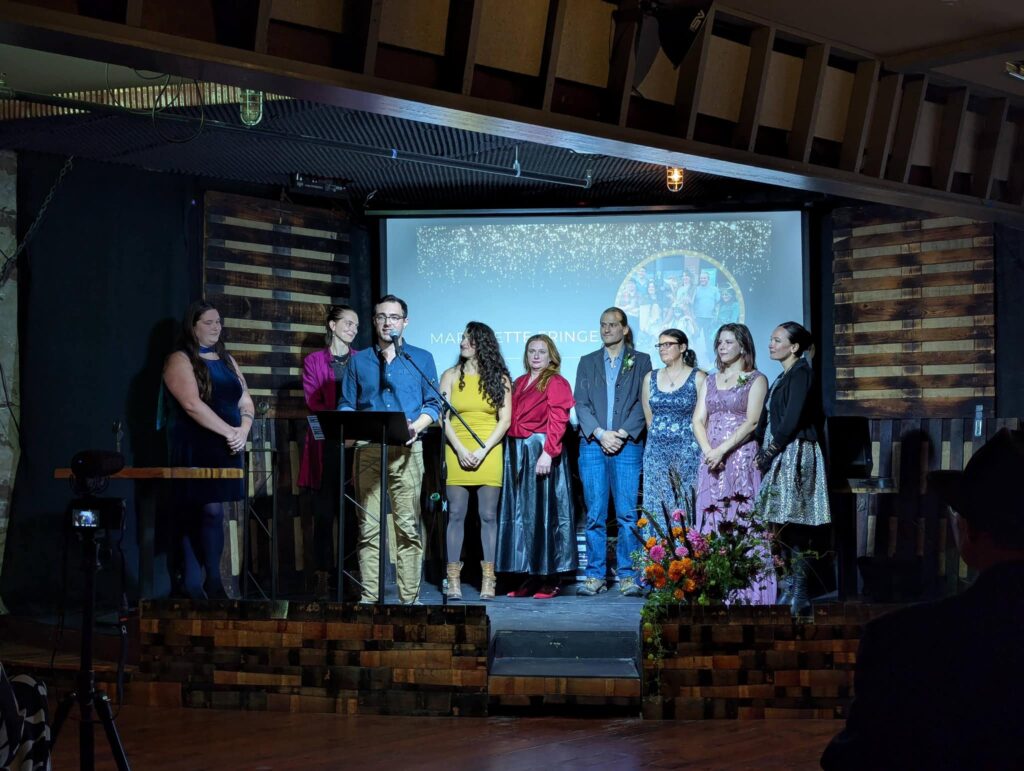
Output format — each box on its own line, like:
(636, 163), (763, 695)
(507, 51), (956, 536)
(163, 300), (254, 599)
(640, 328), (704, 533)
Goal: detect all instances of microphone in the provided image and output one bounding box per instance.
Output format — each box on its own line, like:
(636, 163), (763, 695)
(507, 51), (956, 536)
(71, 449), (125, 480)
(389, 330), (403, 356)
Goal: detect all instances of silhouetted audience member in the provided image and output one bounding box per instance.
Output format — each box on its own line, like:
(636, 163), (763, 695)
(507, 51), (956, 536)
(822, 427), (1024, 770)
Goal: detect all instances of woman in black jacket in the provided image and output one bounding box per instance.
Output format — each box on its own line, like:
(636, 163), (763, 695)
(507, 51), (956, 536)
(755, 321), (831, 616)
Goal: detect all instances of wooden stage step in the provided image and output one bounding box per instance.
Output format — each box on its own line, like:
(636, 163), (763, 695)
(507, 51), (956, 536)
(488, 630), (642, 709)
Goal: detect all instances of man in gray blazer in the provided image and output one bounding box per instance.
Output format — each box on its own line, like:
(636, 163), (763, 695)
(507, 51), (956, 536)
(574, 307), (653, 596)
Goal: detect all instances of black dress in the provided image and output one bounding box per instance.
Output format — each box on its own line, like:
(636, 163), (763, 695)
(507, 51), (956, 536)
(165, 357), (244, 504)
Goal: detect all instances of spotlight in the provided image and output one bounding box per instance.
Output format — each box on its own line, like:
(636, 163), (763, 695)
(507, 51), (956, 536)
(666, 166), (685, 192)
(239, 88), (263, 127)
(1007, 61), (1024, 83)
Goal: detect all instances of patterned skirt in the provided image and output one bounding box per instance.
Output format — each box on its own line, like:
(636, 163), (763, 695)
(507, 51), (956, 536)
(758, 439), (831, 526)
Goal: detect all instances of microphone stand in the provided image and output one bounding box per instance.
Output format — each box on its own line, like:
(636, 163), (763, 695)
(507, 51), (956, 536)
(392, 338), (484, 606)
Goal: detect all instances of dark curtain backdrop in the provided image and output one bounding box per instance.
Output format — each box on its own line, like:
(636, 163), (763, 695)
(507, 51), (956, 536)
(3, 153), (197, 615)
(0, 153), (382, 616)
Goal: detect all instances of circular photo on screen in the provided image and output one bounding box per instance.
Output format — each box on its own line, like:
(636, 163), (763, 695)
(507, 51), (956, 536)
(616, 250), (744, 372)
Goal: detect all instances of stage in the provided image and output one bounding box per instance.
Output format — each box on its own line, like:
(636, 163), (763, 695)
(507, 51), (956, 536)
(119, 591), (888, 720)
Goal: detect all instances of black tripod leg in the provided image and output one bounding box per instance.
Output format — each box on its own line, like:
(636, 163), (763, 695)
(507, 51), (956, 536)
(50, 690), (77, 743)
(94, 691), (131, 771)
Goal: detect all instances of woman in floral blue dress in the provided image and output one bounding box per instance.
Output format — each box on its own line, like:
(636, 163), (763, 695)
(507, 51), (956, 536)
(641, 329), (705, 535)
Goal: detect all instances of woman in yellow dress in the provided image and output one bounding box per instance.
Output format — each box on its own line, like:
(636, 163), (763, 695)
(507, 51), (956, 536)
(439, 322), (512, 600)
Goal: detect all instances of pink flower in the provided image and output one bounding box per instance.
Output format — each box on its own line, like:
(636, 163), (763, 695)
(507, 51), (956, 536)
(671, 509), (684, 522)
(718, 547), (728, 556)
(649, 545), (666, 561)
(674, 545), (688, 558)
(687, 531), (709, 553)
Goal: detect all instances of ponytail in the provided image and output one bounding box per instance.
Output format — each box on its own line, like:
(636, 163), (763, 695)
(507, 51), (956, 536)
(682, 348), (697, 368)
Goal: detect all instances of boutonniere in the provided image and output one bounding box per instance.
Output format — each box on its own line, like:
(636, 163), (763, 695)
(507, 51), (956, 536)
(737, 372), (752, 387)
(623, 353), (635, 372)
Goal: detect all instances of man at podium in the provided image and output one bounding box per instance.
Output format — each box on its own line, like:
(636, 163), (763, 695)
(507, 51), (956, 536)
(339, 294), (441, 604)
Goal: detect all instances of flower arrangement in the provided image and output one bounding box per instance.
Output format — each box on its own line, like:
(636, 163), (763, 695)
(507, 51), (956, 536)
(622, 352), (636, 372)
(636, 493), (776, 608)
(634, 470), (779, 667)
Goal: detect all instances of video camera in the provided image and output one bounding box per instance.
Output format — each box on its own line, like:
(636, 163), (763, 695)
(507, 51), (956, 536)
(68, 449), (126, 531)
(69, 497), (125, 531)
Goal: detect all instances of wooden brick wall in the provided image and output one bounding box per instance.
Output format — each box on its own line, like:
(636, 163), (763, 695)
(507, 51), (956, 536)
(644, 603), (897, 720)
(134, 600), (490, 716)
(832, 206), (994, 418)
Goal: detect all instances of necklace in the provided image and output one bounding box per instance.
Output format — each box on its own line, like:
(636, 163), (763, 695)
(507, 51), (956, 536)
(719, 368), (742, 387)
(663, 367), (685, 389)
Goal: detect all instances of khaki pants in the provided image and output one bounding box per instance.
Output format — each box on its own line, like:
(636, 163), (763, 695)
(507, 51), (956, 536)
(353, 442), (424, 603)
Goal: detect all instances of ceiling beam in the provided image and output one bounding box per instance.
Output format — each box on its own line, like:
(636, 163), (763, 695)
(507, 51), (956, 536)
(732, 25), (774, 153)
(788, 43), (830, 164)
(885, 27), (1024, 72)
(0, 0), (1022, 226)
(932, 87), (969, 192)
(887, 76), (928, 184)
(839, 59), (879, 173)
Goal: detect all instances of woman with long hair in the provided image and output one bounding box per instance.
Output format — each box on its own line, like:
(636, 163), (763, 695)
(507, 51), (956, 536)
(163, 300), (254, 599)
(640, 328), (705, 533)
(496, 334), (577, 598)
(298, 305), (359, 598)
(438, 322), (512, 601)
(756, 321), (831, 616)
(692, 322), (776, 604)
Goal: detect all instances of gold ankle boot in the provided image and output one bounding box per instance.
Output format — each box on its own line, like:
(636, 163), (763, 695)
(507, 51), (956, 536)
(446, 562), (463, 600)
(480, 561), (496, 601)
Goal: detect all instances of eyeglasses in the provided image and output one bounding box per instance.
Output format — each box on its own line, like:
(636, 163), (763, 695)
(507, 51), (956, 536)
(654, 342), (680, 350)
(373, 314), (405, 324)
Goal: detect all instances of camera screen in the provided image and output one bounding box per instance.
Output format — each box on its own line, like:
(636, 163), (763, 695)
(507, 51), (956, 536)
(72, 509), (98, 528)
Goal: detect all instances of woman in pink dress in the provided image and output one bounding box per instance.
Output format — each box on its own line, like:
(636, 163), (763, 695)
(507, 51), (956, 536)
(692, 323), (776, 604)
(299, 305), (359, 598)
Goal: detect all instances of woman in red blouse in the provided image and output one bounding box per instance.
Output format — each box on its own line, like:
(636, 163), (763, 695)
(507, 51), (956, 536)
(495, 334), (578, 598)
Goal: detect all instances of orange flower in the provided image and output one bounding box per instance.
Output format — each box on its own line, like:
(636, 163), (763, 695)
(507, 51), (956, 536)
(667, 559), (686, 582)
(645, 537), (658, 550)
(673, 588), (685, 601)
(683, 577), (697, 593)
(644, 563), (667, 588)
(637, 517), (649, 528)
(671, 526), (683, 538)
(680, 557), (693, 573)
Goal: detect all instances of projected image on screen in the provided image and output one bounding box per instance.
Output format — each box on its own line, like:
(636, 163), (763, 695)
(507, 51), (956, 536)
(385, 212), (802, 389)
(617, 252), (745, 373)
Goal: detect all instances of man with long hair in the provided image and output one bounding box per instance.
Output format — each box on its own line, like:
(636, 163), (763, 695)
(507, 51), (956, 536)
(574, 307), (652, 596)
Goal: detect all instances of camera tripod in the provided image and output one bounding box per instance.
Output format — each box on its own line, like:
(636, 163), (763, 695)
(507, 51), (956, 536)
(51, 527), (131, 771)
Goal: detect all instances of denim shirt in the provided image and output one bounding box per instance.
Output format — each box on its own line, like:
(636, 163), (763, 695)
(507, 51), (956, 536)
(338, 342), (441, 426)
(603, 348), (619, 430)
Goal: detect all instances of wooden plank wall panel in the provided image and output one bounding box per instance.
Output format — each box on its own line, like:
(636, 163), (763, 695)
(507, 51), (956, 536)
(850, 416), (1019, 600)
(832, 206), (995, 418)
(203, 191), (353, 419)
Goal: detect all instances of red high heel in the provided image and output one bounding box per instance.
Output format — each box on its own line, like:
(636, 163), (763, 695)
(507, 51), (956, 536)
(507, 577), (540, 597)
(533, 584), (561, 599)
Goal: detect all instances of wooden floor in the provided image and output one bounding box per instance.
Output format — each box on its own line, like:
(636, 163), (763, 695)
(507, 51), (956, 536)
(52, 705), (841, 769)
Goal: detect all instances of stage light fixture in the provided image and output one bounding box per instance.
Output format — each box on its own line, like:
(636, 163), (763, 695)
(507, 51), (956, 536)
(239, 88), (263, 127)
(666, 166), (685, 192)
(1007, 61), (1024, 83)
